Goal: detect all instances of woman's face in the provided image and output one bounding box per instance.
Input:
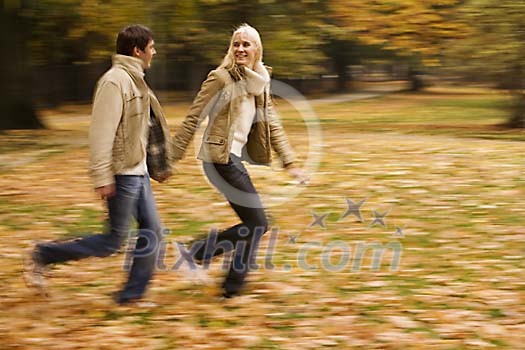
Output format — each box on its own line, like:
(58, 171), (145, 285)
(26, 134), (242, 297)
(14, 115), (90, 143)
(232, 32), (257, 68)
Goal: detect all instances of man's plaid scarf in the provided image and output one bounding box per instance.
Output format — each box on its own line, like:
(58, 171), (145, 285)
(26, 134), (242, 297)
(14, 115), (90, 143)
(147, 107), (172, 182)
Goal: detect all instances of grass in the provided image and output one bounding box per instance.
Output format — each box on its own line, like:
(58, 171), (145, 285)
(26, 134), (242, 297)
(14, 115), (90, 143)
(278, 86), (525, 141)
(0, 85), (523, 349)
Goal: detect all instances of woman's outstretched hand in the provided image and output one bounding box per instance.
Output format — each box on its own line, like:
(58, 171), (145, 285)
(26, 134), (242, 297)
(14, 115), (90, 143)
(286, 167), (310, 185)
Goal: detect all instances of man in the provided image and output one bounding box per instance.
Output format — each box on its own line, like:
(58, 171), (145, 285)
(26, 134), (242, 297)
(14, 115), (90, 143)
(25, 24), (172, 305)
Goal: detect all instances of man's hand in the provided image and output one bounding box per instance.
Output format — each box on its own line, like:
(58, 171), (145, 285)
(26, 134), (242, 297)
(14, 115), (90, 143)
(95, 184), (116, 200)
(157, 175), (170, 183)
(286, 167), (310, 185)
(156, 171), (172, 183)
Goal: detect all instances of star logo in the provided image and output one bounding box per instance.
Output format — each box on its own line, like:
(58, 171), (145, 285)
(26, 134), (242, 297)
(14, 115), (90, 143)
(309, 211), (330, 229)
(369, 209), (389, 228)
(393, 226), (405, 237)
(287, 234), (299, 245)
(340, 197), (366, 222)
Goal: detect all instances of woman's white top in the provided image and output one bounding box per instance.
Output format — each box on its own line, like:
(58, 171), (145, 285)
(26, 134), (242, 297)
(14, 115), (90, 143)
(230, 94), (256, 157)
(229, 62), (270, 158)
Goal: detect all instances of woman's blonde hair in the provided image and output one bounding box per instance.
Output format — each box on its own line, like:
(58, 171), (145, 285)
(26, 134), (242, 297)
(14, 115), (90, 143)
(219, 23), (263, 70)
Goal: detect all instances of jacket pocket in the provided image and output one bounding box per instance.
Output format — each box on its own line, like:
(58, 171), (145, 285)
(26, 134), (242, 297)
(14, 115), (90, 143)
(199, 134), (229, 163)
(123, 93), (146, 167)
(204, 135), (226, 145)
(125, 94), (144, 117)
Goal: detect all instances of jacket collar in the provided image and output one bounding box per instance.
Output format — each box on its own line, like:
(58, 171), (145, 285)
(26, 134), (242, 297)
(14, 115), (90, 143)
(244, 62), (270, 95)
(112, 54), (145, 79)
(228, 62), (270, 96)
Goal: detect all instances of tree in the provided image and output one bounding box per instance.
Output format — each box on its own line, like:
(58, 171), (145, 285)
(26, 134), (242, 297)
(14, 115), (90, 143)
(1, 1), (43, 130)
(328, 0), (466, 90)
(444, 0), (525, 128)
(154, 0), (327, 79)
(3, 0), (478, 130)
(1, 0), (153, 129)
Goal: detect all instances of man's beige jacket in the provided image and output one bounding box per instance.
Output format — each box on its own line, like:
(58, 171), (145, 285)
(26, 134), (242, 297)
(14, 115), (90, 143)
(89, 54), (171, 188)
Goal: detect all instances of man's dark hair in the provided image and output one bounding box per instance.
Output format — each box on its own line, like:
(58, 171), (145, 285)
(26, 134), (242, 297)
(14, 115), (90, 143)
(116, 24), (153, 56)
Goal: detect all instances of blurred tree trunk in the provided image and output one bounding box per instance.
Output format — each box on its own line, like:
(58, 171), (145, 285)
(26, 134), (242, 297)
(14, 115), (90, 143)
(334, 55), (351, 92)
(507, 92), (525, 128)
(507, 42), (525, 128)
(444, 0), (525, 128)
(0, 2), (44, 130)
(501, 63), (525, 128)
(408, 67), (424, 92)
(323, 39), (360, 92)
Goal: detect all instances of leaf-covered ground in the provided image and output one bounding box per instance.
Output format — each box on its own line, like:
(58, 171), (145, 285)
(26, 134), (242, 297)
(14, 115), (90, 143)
(0, 86), (524, 349)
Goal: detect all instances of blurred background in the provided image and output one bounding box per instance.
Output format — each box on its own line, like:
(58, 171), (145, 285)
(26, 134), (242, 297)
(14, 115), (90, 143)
(1, 2), (525, 349)
(1, 0), (524, 129)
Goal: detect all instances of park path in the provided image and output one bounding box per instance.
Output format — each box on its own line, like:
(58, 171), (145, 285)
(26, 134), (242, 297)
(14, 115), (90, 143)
(310, 92), (382, 104)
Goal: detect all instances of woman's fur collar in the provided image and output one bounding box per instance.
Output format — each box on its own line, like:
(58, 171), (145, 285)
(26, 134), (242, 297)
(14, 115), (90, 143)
(228, 62), (270, 95)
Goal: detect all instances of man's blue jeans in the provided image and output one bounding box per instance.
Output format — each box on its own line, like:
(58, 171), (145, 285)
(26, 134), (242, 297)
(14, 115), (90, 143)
(37, 174), (162, 301)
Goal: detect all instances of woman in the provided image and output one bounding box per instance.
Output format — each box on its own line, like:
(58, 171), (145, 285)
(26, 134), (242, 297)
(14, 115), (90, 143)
(172, 24), (308, 298)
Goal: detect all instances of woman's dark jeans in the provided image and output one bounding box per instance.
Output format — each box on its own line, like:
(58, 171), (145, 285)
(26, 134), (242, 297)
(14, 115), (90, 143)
(199, 154), (268, 296)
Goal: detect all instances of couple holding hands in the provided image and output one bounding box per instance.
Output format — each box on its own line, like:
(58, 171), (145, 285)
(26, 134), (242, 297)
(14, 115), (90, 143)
(26, 24), (308, 305)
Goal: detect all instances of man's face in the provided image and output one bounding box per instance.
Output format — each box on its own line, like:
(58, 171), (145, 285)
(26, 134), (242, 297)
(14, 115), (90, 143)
(233, 32), (257, 69)
(135, 39), (156, 69)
